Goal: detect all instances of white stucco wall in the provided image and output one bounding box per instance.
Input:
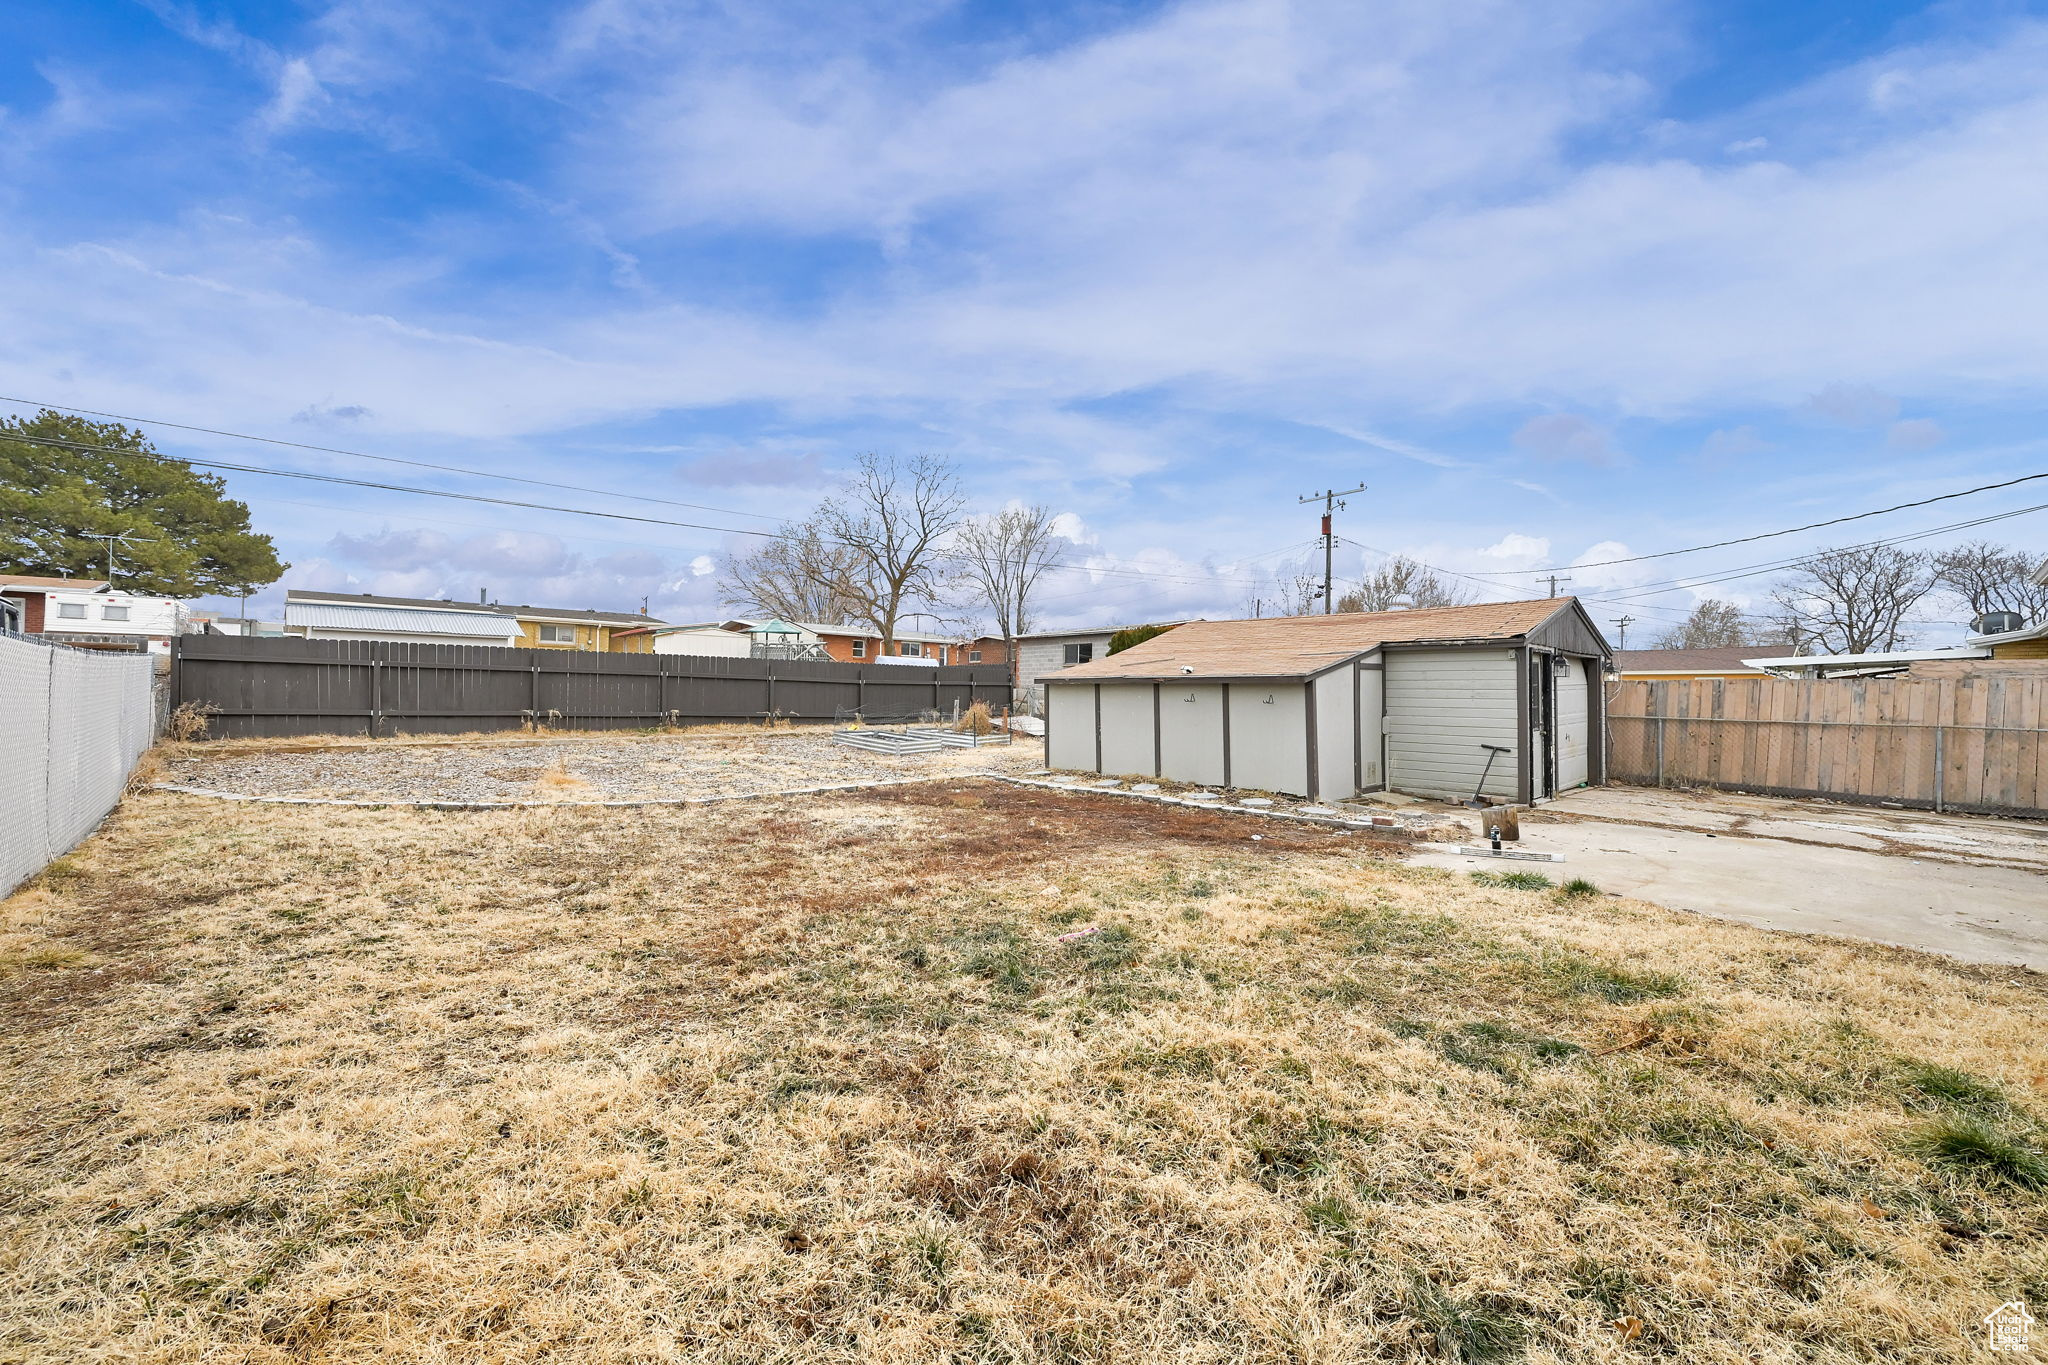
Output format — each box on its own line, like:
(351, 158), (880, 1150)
(1312, 668), (1356, 801)
(1157, 683), (1226, 787)
(1226, 682), (1308, 795)
(1045, 684), (1097, 770)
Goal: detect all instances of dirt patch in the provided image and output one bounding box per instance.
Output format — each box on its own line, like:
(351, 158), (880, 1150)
(158, 729), (1043, 803)
(860, 780), (1411, 855)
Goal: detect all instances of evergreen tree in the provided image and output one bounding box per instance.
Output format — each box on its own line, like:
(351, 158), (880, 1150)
(0, 410), (285, 595)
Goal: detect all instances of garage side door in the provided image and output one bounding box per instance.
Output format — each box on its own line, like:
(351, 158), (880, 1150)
(1383, 647), (1519, 802)
(1555, 657), (1590, 790)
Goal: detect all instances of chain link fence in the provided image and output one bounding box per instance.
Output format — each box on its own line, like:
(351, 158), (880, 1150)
(0, 632), (159, 896)
(1608, 679), (2048, 819)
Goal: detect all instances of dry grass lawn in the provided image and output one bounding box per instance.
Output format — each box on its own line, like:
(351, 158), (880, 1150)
(0, 771), (2043, 1363)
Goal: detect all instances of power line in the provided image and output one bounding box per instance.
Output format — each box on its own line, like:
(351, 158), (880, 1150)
(1590, 500), (2048, 606)
(0, 394), (782, 523)
(0, 429), (1296, 596)
(1487, 470), (2048, 574)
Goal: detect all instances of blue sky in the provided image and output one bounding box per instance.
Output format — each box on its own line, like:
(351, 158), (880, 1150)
(4, 0), (2047, 642)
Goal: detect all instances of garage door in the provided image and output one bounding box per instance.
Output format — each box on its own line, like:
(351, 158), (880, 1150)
(1383, 647), (1519, 802)
(1555, 656), (1589, 790)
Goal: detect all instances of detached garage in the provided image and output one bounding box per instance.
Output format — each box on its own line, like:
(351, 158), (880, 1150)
(1043, 598), (1611, 805)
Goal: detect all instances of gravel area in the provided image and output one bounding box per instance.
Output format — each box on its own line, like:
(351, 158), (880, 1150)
(160, 731), (1045, 803)
(1035, 768), (1471, 836)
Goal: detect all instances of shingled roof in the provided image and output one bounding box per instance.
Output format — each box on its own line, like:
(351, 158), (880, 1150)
(1049, 598), (1576, 681)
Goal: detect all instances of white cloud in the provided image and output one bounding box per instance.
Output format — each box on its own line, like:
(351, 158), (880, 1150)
(1049, 511), (1095, 545)
(1478, 533), (1551, 562)
(260, 57), (324, 131)
(688, 554), (716, 576)
(12, 6), (2048, 443)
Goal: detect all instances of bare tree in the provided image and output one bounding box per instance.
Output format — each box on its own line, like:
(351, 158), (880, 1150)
(1652, 598), (1783, 650)
(1242, 564), (1324, 617)
(953, 504), (1066, 656)
(720, 522), (860, 625)
(1334, 556), (1475, 614)
(1770, 545), (1935, 654)
(1931, 540), (2048, 626)
(816, 453), (965, 653)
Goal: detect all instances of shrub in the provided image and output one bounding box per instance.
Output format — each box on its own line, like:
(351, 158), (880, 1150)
(165, 701), (219, 742)
(1107, 623), (1175, 655)
(952, 701), (996, 735)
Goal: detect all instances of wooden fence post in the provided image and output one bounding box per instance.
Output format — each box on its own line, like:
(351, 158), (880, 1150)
(1933, 724), (1945, 813)
(1653, 685), (1665, 788)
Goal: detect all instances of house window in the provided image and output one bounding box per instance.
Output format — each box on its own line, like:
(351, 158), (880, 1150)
(852, 639), (865, 658)
(899, 641), (922, 657)
(1063, 642), (1093, 666)
(538, 624), (576, 643)
(57, 602), (85, 619)
(969, 650), (982, 663)
(102, 605), (130, 621)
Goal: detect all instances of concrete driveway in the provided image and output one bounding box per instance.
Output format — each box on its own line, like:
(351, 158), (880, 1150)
(1405, 786), (2048, 971)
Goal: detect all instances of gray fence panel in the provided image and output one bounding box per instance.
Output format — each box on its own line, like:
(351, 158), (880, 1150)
(1, 633), (158, 896)
(172, 636), (1013, 738)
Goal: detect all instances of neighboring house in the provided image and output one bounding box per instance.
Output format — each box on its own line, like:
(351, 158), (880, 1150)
(961, 635), (1009, 669)
(1015, 622), (1184, 700)
(1965, 603), (2048, 660)
(284, 594), (524, 646)
(1613, 646), (1771, 681)
(1043, 598), (1610, 805)
(627, 618), (984, 665)
(0, 575), (188, 653)
(283, 591), (661, 650)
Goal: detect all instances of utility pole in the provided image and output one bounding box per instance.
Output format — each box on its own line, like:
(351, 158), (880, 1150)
(1299, 483), (1367, 614)
(1543, 572), (1572, 599)
(1614, 614), (1634, 648)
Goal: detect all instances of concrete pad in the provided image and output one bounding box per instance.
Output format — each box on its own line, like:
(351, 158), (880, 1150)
(1411, 787), (2048, 970)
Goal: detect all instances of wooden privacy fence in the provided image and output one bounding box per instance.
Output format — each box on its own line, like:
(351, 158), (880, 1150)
(173, 635), (1013, 739)
(1607, 676), (2048, 817)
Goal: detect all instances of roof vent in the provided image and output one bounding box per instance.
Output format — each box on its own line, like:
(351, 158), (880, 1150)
(1975, 610), (2026, 635)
